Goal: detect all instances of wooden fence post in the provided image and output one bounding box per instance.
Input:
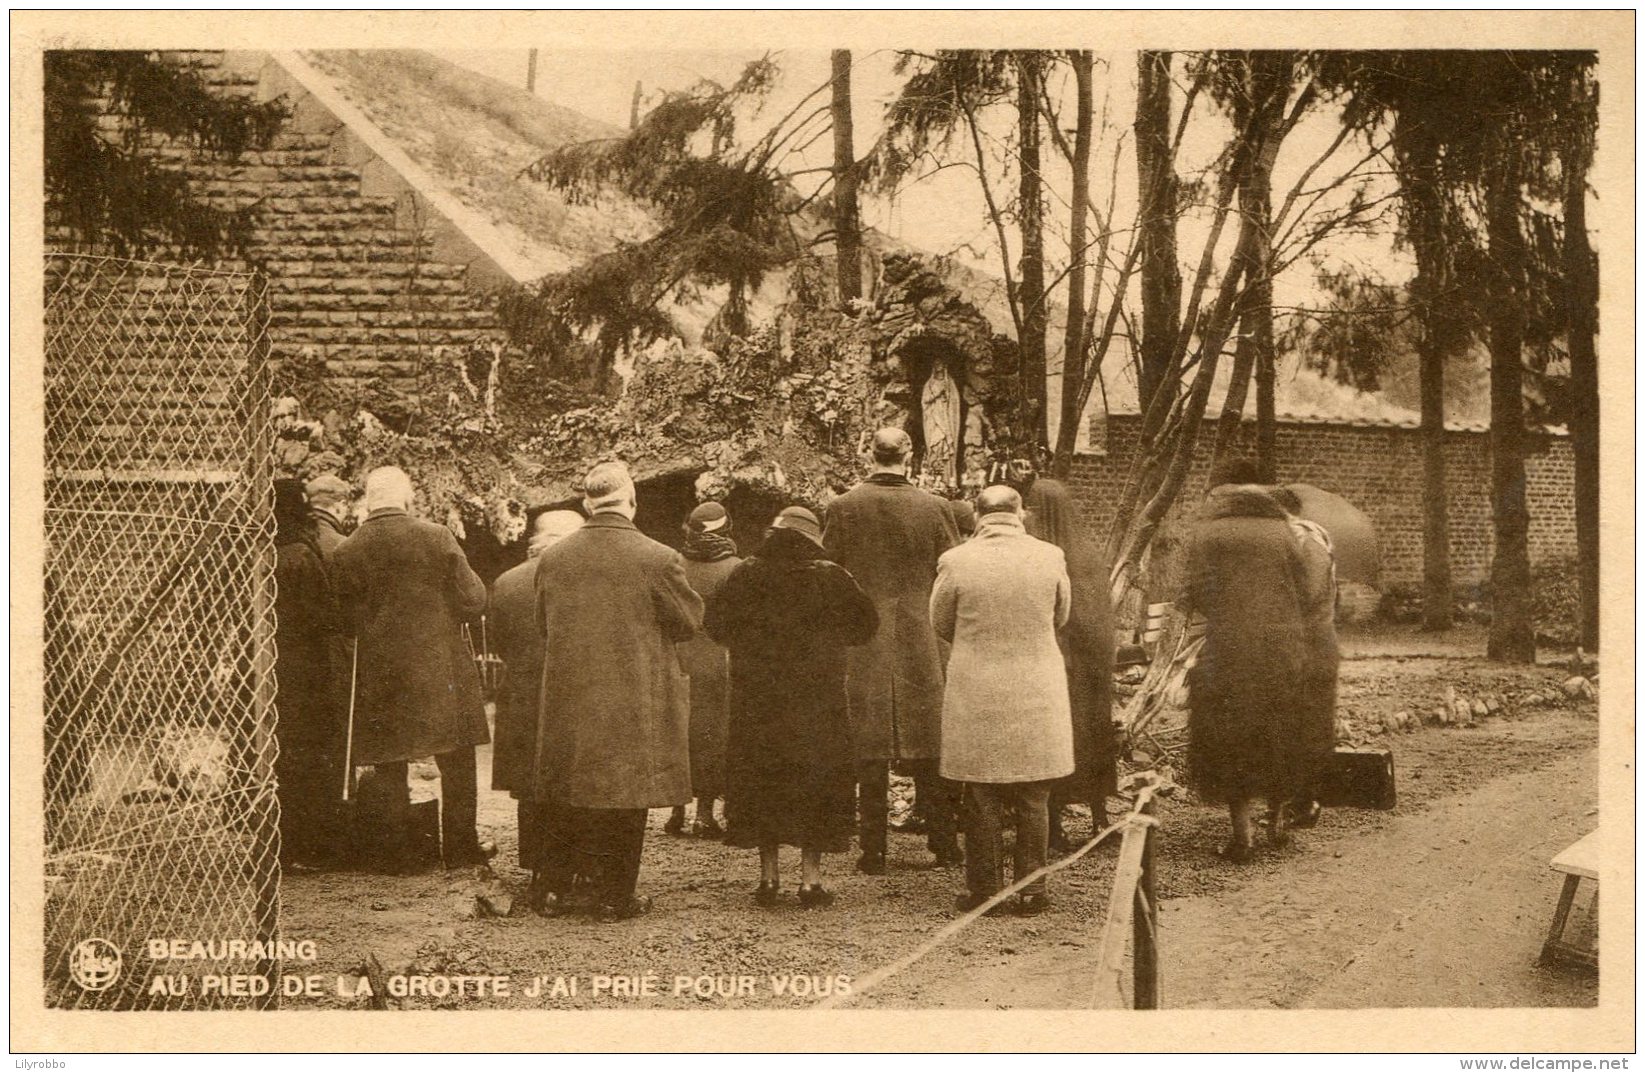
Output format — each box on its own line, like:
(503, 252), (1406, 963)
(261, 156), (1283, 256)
(1131, 794), (1160, 1009)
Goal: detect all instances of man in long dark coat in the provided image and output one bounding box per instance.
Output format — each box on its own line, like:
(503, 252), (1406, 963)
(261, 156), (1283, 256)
(823, 428), (962, 874)
(532, 461), (704, 921)
(488, 509), (583, 892)
(273, 479), (347, 869)
(329, 466), (491, 870)
(1181, 470), (1312, 862)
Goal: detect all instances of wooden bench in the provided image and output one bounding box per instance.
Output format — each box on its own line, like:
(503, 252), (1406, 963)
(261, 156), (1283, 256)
(1541, 831), (1598, 970)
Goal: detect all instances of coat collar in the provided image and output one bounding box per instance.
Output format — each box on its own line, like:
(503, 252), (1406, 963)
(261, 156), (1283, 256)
(865, 472), (912, 488)
(364, 506), (407, 522)
(974, 512), (1027, 539)
(1205, 485), (1287, 522)
(582, 512), (638, 531)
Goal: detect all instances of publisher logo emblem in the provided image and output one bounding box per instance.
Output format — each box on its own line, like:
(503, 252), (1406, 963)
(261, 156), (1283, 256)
(68, 938), (122, 991)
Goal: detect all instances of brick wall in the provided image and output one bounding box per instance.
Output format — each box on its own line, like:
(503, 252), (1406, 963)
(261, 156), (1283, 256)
(1067, 414), (1576, 592)
(49, 51), (508, 428)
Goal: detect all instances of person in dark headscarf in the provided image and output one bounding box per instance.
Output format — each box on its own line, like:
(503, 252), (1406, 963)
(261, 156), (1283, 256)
(706, 507), (879, 908)
(665, 501), (742, 839)
(1022, 478), (1119, 848)
(273, 479), (347, 868)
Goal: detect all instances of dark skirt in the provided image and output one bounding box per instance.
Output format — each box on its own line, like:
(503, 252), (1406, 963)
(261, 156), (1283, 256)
(721, 687), (855, 854)
(1059, 667), (1119, 805)
(1187, 658), (1317, 806)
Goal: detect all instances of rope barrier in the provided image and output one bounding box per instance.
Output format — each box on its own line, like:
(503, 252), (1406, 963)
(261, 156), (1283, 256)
(817, 776), (1164, 1009)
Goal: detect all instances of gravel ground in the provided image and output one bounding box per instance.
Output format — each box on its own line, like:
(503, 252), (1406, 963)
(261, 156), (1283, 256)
(279, 629), (1599, 1010)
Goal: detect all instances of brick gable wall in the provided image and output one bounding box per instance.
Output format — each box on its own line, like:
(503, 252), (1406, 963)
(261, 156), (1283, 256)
(47, 50), (509, 434)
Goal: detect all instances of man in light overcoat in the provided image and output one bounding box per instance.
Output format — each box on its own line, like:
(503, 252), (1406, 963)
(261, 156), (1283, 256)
(931, 485), (1073, 916)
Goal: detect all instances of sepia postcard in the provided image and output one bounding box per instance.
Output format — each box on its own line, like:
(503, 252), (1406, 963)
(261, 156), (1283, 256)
(9, 8), (1635, 1055)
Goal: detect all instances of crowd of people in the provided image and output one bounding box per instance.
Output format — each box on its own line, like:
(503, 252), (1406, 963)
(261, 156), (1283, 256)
(271, 434), (1340, 924)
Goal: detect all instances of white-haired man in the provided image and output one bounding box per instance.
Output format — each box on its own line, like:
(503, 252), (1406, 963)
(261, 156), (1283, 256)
(488, 509), (584, 908)
(531, 462), (704, 921)
(330, 466), (492, 871)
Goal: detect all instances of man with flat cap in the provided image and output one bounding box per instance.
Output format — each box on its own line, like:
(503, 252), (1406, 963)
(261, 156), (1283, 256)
(304, 473), (354, 559)
(823, 427), (963, 875)
(488, 508), (584, 906)
(532, 461), (704, 921)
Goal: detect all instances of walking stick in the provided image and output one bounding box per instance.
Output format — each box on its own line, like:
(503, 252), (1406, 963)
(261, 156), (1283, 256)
(341, 639), (358, 801)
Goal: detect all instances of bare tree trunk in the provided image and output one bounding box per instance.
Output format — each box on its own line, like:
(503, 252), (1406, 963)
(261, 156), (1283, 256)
(1485, 151), (1536, 663)
(1135, 51), (1182, 443)
(630, 81), (642, 130)
(1249, 56), (1285, 482)
(1397, 119), (1456, 631)
(830, 50), (863, 308)
(1016, 51), (1048, 453)
(1563, 71), (1600, 652)
(1212, 55), (1286, 474)
(1211, 335), (1257, 465)
(1251, 269), (1277, 481)
(1052, 50), (1094, 477)
(1418, 295), (1454, 632)
(527, 49), (538, 94)
(1112, 212), (1262, 597)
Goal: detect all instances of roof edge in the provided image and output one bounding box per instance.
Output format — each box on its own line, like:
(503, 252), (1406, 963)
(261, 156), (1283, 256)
(268, 50), (541, 285)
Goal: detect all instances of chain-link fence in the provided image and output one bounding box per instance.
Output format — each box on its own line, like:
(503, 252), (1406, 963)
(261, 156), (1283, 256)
(43, 253), (280, 1009)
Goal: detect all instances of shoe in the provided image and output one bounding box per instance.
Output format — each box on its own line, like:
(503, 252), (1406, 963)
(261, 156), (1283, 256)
(855, 852), (886, 876)
(1016, 893), (1052, 916)
(753, 882), (779, 908)
(663, 810), (685, 836)
(443, 842), (497, 869)
(692, 818), (724, 840)
(596, 895), (653, 923)
(953, 893), (1008, 917)
(1219, 841), (1256, 864)
(1290, 800), (1322, 829)
(1268, 815), (1293, 848)
(797, 884), (835, 909)
(534, 891), (578, 918)
(524, 871), (553, 913)
(889, 816), (927, 835)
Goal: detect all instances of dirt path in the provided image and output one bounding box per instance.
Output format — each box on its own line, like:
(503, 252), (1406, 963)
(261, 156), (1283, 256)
(278, 647), (1598, 1011)
(872, 734), (1598, 1010)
